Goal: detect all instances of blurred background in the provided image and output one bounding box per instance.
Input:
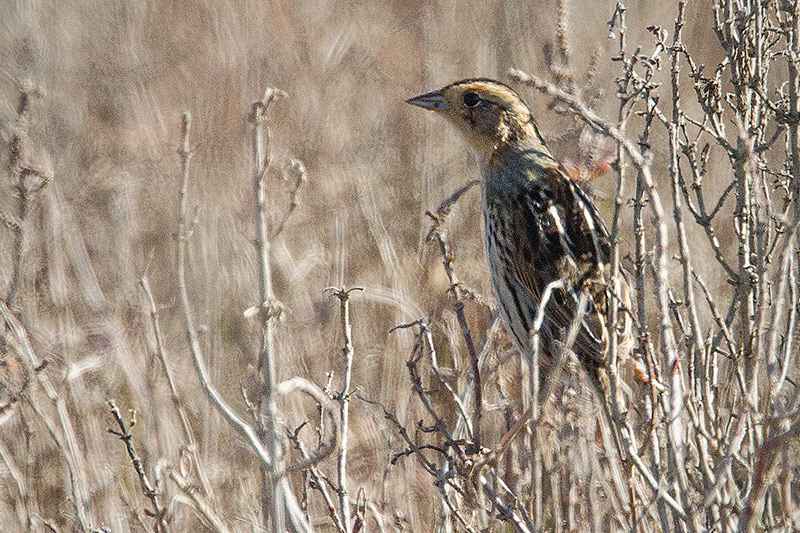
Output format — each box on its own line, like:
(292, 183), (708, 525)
(0, 1), (734, 530)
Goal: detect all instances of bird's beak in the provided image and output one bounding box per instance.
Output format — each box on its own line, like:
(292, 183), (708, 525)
(406, 90), (446, 111)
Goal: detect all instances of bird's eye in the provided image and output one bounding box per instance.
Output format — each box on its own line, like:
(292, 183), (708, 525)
(463, 92), (481, 108)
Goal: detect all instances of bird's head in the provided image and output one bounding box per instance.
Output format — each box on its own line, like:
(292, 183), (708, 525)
(407, 78), (547, 161)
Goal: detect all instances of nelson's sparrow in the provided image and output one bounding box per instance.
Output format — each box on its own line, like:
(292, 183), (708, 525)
(407, 78), (633, 396)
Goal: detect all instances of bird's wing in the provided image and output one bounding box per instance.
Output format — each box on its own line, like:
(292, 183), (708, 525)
(507, 164), (611, 370)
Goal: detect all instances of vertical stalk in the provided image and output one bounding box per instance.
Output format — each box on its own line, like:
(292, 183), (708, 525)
(7, 85), (48, 307)
(427, 211), (482, 448)
(328, 287), (362, 532)
(176, 110), (309, 532)
(338, 293), (352, 533)
(140, 276), (213, 498)
(529, 321), (541, 530)
(7, 89), (30, 308)
(666, 5), (701, 529)
(790, 5), (800, 218)
(608, 0), (627, 437)
(250, 88), (284, 532)
(8, 188), (28, 308)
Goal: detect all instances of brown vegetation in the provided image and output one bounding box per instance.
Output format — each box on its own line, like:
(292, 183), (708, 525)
(0, 0), (799, 531)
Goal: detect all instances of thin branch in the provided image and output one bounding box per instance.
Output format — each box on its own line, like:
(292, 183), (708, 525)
(270, 158), (308, 240)
(139, 275), (212, 498)
(286, 425), (347, 533)
(106, 400), (169, 533)
(168, 468), (230, 533)
(174, 111), (310, 533)
(249, 86), (286, 532)
(426, 202), (482, 451)
(6, 81), (51, 308)
(276, 377), (338, 477)
(326, 286), (362, 532)
(1, 302), (92, 529)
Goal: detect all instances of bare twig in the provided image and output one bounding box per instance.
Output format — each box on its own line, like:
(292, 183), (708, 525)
(174, 110), (310, 532)
(6, 81), (51, 308)
(270, 158), (308, 240)
(286, 425), (347, 533)
(106, 400), (169, 533)
(276, 377), (338, 476)
(1, 301), (92, 529)
(175, 112), (270, 464)
(426, 196), (482, 451)
(420, 320), (473, 437)
(168, 468), (230, 533)
(249, 87), (286, 531)
(326, 286), (363, 532)
(139, 275), (212, 498)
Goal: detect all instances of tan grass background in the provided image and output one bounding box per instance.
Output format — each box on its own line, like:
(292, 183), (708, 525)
(0, 1), (749, 530)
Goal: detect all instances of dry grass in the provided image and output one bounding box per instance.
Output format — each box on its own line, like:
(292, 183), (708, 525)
(0, 0), (798, 531)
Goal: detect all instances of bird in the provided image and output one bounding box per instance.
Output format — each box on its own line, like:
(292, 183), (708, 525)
(406, 78), (634, 401)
